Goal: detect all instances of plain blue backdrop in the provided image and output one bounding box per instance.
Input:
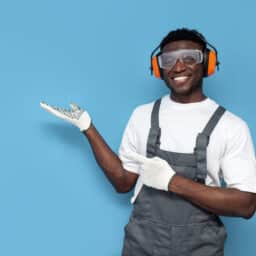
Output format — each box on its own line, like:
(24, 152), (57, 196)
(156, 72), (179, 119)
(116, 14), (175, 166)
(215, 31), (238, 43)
(0, 0), (256, 255)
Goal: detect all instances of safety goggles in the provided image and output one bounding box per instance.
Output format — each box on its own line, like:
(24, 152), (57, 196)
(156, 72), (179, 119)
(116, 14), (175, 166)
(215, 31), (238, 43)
(158, 49), (203, 70)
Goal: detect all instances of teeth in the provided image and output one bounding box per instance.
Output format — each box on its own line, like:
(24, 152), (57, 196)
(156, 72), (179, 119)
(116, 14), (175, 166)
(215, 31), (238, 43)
(173, 76), (188, 81)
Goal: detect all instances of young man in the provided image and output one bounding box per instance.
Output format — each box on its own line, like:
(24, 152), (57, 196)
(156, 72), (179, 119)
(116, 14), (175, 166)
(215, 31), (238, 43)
(41, 28), (256, 255)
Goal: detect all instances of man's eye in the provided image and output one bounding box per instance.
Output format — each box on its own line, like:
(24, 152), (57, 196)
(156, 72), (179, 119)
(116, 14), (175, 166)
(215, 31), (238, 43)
(183, 56), (196, 63)
(163, 60), (175, 67)
(166, 60), (175, 65)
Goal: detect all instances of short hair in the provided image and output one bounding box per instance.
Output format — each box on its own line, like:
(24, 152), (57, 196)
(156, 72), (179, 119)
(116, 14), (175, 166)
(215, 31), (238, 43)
(159, 28), (207, 51)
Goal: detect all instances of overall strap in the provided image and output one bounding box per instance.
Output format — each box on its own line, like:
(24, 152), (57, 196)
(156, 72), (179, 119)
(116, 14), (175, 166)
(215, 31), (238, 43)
(146, 98), (161, 157)
(194, 106), (226, 182)
(201, 106), (226, 136)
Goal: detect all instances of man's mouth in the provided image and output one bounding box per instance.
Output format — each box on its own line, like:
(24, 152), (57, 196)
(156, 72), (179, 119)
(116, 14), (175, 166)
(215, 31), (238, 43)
(171, 75), (191, 84)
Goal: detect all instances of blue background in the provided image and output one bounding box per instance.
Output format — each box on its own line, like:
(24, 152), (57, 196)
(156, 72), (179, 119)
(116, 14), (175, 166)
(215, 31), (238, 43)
(0, 0), (255, 255)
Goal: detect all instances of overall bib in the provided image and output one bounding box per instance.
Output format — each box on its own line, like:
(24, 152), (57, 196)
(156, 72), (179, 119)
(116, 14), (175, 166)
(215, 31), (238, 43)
(122, 99), (227, 256)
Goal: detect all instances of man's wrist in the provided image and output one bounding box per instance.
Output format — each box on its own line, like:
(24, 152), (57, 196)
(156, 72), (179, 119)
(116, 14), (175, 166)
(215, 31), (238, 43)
(82, 122), (94, 134)
(168, 174), (178, 192)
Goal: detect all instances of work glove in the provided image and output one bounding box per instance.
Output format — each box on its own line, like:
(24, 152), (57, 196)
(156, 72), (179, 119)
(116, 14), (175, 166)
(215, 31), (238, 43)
(127, 151), (175, 191)
(40, 102), (91, 131)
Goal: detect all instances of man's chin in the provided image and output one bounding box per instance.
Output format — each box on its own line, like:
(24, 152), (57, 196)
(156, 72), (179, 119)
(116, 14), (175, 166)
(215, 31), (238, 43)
(169, 83), (193, 96)
(164, 79), (203, 97)
(165, 79), (188, 91)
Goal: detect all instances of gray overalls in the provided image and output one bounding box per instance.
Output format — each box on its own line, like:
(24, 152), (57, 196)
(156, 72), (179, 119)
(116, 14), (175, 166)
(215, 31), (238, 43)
(122, 98), (227, 256)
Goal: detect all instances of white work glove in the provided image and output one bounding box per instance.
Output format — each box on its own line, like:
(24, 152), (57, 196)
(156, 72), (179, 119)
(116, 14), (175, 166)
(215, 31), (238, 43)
(128, 151), (175, 191)
(40, 102), (91, 131)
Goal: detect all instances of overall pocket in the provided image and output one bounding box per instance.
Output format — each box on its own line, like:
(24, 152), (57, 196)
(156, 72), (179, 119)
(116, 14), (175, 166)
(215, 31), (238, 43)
(188, 221), (227, 256)
(122, 217), (172, 256)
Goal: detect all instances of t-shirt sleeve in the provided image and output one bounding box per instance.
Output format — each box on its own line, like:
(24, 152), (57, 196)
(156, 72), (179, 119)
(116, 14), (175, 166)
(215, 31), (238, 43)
(118, 110), (141, 174)
(220, 121), (256, 193)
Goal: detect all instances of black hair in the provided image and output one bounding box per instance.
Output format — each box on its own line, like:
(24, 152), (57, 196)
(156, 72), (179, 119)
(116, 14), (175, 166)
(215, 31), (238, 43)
(159, 28), (207, 51)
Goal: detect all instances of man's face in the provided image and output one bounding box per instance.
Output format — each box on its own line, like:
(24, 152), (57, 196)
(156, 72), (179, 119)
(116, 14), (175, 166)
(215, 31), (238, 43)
(161, 40), (204, 97)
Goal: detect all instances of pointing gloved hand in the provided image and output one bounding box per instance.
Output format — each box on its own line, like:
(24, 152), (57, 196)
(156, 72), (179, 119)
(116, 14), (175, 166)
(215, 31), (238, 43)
(40, 102), (91, 131)
(127, 151), (176, 191)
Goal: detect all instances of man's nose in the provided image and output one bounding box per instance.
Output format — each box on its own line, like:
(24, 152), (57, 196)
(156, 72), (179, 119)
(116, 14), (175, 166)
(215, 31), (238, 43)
(172, 58), (186, 72)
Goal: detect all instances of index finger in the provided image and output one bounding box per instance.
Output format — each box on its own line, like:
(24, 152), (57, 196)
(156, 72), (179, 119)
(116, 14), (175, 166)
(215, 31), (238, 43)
(40, 102), (66, 119)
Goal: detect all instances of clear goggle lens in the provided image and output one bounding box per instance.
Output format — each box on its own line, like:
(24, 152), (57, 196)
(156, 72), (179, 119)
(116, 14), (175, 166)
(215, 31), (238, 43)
(158, 49), (203, 70)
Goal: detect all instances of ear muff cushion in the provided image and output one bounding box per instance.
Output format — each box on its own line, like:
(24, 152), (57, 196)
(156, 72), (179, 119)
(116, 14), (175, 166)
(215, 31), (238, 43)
(151, 56), (161, 79)
(207, 50), (217, 76)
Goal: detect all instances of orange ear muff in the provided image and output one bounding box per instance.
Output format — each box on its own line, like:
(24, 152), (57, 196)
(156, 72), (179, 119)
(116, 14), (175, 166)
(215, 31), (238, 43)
(151, 56), (161, 79)
(207, 50), (217, 76)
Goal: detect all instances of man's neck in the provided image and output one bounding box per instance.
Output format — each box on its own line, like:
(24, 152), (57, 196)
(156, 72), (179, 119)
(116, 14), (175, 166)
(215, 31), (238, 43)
(170, 92), (207, 104)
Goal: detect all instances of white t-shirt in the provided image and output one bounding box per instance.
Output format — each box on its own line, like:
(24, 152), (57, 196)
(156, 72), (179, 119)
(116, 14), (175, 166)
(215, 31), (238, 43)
(119, 95), (256, 203)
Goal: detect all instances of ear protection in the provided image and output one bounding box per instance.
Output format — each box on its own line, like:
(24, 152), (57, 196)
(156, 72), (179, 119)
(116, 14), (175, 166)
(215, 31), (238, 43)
(150, 35), (219, 79)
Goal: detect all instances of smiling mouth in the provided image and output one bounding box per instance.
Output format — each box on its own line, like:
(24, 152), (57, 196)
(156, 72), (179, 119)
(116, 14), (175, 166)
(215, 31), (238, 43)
(171, 75), (191, 83)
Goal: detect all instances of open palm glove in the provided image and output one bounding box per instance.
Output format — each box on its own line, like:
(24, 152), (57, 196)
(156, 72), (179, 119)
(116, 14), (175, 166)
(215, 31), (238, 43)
(40, 102), (91, 131)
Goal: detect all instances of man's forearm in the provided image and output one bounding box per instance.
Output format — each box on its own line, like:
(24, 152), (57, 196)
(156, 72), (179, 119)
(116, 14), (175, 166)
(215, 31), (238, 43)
(83, 123), (138, 192)
(169, 175), (256, 219)
(40, 101), (138, 192)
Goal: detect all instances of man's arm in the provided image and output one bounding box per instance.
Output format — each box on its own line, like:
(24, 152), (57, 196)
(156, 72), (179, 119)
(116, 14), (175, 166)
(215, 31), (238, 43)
(40, 102), (138, 193)
(169, 175), (256, 219)
(128, 151), (256, 219)
(84, 124), (138, 193)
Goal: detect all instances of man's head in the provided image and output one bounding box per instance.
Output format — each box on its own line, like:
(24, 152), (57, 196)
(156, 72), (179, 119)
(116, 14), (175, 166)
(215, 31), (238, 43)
(159, 28), (207, 52)
(152, 28), (215, 102)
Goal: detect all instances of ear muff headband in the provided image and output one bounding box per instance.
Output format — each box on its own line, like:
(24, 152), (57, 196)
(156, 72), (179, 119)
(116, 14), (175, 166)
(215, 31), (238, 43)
(150, 37), (219, 79)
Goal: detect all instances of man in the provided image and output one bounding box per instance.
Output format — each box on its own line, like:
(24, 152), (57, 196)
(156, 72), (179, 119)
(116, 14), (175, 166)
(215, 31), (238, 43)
(41, 28), (256, 255)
